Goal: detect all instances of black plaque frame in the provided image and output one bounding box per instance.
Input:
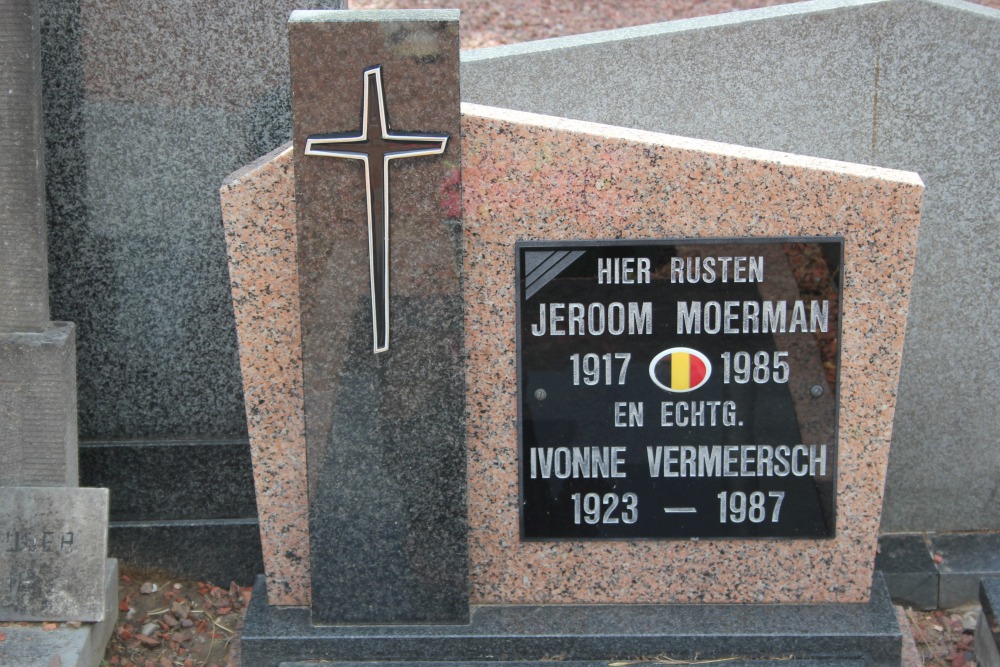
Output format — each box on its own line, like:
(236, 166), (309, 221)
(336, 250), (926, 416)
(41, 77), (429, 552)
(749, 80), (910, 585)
(516, 238), (843, 541)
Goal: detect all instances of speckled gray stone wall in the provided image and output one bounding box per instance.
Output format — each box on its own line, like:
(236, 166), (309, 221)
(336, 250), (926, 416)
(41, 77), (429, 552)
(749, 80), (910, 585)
(460, 0), (1000, 534)
(39, 0), (344, 440)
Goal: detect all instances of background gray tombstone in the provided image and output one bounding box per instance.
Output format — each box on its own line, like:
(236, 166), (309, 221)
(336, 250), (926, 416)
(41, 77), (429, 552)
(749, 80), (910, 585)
(38, 0), (343, 581)
(40, 0), (342, 442)
(460, 0), (1000, 535)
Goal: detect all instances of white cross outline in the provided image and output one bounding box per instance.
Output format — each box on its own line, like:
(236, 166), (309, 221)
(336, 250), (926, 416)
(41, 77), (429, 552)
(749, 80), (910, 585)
(305, 65), (449, 353)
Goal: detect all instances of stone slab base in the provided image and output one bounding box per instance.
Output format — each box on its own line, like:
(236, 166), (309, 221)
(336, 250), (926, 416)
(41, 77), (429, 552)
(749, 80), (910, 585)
(876, 533), (1000, 609)
(242, 574), (901, 667)
(107, 517), (262, 585)
(0, 559), (118, 667)
(976, 579), (1000, 667)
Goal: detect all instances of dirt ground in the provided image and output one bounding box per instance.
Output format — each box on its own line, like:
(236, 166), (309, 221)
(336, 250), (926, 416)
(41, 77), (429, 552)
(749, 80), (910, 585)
(102, 569), (249, 667)
(101, 0), (997, 664)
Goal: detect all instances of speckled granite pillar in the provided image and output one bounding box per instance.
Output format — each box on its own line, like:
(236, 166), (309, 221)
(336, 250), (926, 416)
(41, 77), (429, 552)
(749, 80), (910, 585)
(289, 10), (465, 625)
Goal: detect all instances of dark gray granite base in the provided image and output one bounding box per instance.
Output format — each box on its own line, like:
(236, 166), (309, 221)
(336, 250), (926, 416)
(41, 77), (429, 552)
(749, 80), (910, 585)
(875, 532), (1000, 608)
(108, 518), (262, 585)
(241, 574), (901, 667)
(289, 11), (465, 625)
(930, 533), (1000, 608)
(80, 439), (257, 521)
(874, 534), (939, 610)
(976, 579), (1000, 667)
(82, 437), (263, 584)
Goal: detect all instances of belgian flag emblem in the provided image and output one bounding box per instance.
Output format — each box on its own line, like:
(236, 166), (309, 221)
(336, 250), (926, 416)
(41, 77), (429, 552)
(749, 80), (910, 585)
(649, 347), (712, 392)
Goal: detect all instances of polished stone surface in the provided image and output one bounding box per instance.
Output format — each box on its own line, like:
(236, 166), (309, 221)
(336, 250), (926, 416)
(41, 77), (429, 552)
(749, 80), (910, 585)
(242, 574), (901, 667)
(0, 322), (78, 487)
(38, 0), (343, 440)
(0, 0), (49, 332)
(0, 559), (117, 667)
(107, 518), (262, 586)
(289, 10), (465, 624)
(460, 0), (1000, 535)
(0, 487), (108, 621)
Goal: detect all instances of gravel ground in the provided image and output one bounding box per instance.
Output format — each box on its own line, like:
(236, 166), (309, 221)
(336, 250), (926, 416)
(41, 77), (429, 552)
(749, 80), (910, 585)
(100, 0), (997, 664)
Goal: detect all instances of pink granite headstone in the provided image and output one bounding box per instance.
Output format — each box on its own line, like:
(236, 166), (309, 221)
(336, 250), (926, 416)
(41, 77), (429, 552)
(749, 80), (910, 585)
(223, 102), (921, 609)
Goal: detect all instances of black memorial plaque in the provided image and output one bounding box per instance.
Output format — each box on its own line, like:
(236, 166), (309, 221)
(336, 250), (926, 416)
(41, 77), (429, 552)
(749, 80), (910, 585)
(517, 239), (842, 540)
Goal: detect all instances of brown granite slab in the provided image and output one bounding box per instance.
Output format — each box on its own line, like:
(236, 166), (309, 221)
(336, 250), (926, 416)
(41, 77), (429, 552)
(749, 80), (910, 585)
(221, 104), (921, 607)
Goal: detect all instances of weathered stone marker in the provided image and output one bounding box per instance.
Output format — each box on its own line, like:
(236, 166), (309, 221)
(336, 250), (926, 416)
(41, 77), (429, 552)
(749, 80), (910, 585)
(289, 9), (465, 625)
(0, 487), (109, 621)
(0, 0), (78, 489)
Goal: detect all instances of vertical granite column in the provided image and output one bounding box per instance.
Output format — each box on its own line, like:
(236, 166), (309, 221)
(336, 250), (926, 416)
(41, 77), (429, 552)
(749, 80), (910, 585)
(1, 0), (48, 332)
(289, 10), (466, 624)
(0, 0), (78, 488)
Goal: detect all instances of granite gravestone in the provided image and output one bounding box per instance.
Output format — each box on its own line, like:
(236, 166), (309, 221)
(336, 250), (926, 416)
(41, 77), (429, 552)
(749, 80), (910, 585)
(978, 579), (1000, 667)
(223, 10), (923, 667)
(38, 0), (342, 584)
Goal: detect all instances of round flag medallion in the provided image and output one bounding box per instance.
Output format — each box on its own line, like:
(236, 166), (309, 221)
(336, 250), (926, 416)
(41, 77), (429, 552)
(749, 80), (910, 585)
(649, 347), (712, 392)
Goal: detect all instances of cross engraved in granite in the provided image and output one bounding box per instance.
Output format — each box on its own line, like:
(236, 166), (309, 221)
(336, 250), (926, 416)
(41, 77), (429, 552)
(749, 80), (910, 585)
(304, 65), (449, 354)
